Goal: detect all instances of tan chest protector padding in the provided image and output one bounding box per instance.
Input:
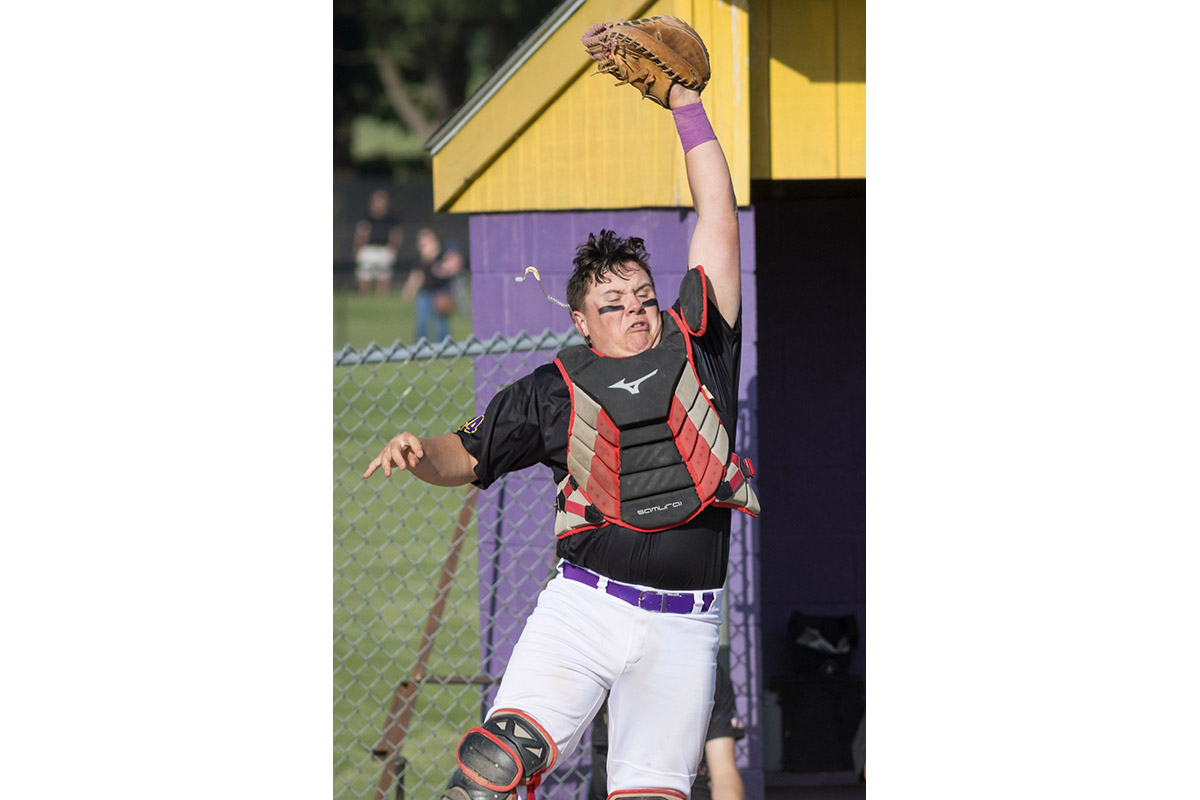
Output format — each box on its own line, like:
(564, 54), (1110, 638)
(552, 268), (759, 536)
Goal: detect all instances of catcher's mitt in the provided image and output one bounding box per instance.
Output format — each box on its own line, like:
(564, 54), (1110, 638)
(582, 16), (710, 108)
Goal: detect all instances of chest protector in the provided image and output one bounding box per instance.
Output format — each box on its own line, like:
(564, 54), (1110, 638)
(552, 267), (760, 537)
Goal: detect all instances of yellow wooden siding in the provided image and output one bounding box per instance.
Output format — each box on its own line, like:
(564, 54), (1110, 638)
(836, 0), (866, 177)
(768, 0), (838, 178)
(432, 0), (862, 212)
(708, 0), (752, 206)
(440, 0), (752, 213)
(749, 0), (773, 179)
(755, 0), (865, 180)
(451, 0), (685, 213)
(433, 0), (656, 212)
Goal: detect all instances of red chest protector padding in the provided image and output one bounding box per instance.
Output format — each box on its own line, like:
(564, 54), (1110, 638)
(552, 267), (759, 536)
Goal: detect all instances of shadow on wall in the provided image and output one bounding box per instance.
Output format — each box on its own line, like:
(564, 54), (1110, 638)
(753, 178), (866, 682)
(764, 0), (865, 85)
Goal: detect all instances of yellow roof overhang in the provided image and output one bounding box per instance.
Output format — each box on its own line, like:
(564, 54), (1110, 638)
(425, 0), (751, 213)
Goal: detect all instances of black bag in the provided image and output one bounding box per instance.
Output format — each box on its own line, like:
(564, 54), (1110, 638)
(786, 611), (860, 676)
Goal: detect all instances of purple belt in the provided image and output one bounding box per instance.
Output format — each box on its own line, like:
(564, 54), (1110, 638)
(562, 562), (717, 615)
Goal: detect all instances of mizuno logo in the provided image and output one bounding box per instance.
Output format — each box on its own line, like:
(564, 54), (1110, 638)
(608, 369), (659, 395)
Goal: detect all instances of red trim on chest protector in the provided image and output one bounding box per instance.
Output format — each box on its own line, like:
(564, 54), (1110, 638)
(667, 394), (722, 497)
(588, 407), (621, 518)
(665, 307), (695, 364)
(553, 357), (578, 452)
(552, 277), (742, 535)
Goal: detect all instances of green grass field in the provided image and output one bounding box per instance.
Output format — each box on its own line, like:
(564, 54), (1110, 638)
(333, 286), (474, 351)
(334, 287), (484, 799)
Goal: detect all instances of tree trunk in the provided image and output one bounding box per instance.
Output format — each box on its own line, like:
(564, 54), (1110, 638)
(371, 51), (438, 141)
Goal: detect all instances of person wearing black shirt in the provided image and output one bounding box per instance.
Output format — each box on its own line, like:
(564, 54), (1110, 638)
(401, 227), (464, 343)
(365, 77), (757, 800)
(353, 188), (403, 295)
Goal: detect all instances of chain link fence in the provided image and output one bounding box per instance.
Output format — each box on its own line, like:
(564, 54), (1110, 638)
(335, 331), (760, 800)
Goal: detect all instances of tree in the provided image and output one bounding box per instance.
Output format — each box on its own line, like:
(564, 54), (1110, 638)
(334, 0), (563, 174)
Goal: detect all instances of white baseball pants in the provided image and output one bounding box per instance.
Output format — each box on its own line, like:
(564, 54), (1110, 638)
(487, 561), (722, 797)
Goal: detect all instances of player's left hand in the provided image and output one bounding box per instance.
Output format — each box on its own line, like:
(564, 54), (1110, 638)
(363, 432), (425, 478)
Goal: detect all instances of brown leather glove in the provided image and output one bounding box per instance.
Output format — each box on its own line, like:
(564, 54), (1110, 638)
(581, 16), (710, 108)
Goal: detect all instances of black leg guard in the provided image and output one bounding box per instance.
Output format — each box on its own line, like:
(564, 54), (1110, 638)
(441, 711), (556, 800)
(482, 711), (555, 777)
(441, 769), (512, 800)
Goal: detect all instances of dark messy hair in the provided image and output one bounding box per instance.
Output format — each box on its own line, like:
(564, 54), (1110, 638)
(566, 230), (654, 312)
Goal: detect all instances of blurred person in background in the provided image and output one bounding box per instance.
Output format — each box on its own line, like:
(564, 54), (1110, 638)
(403, 226), (465, 343)
(354, 188), (404, 295)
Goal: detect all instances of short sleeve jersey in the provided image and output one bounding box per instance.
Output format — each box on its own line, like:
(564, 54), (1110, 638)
(454, 275), (742, 591)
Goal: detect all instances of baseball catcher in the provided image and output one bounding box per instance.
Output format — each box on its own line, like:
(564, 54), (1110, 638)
(365, 16), (757, 800)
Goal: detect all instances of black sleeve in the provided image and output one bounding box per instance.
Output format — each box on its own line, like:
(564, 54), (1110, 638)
(453, 363), (570, 489)
(705, 665), (745, 742)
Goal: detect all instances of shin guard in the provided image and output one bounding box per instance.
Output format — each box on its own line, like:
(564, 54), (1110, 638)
(442, 710), (556, 800)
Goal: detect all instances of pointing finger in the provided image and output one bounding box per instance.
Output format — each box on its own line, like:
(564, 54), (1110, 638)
(363, 454), (381, 479)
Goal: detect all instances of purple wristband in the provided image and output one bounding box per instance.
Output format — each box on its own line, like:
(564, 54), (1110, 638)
(672, 102), (716, 153)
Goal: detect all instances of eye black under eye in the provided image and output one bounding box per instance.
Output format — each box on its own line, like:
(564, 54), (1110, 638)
(598, 304), (624, 314)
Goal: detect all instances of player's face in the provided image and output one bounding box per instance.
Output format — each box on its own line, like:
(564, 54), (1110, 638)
(571, 265), (661, 357)
(417, 229), (438, 259)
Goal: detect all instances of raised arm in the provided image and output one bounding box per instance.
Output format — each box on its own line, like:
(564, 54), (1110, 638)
(582, 18), (740, 326)
(670, 84), (740, 327)
(363, 432), (478, 487)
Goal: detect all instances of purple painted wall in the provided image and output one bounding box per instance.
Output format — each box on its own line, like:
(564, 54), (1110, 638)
(466, 209), (762, 800)
(751, 185), (865, 800)
(468, 209), (757, 403)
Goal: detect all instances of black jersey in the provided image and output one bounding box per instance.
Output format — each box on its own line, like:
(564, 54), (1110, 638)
(364, 212), (399, 246)
(454, 284), (742, 591)
(417, 245), (459, 293)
